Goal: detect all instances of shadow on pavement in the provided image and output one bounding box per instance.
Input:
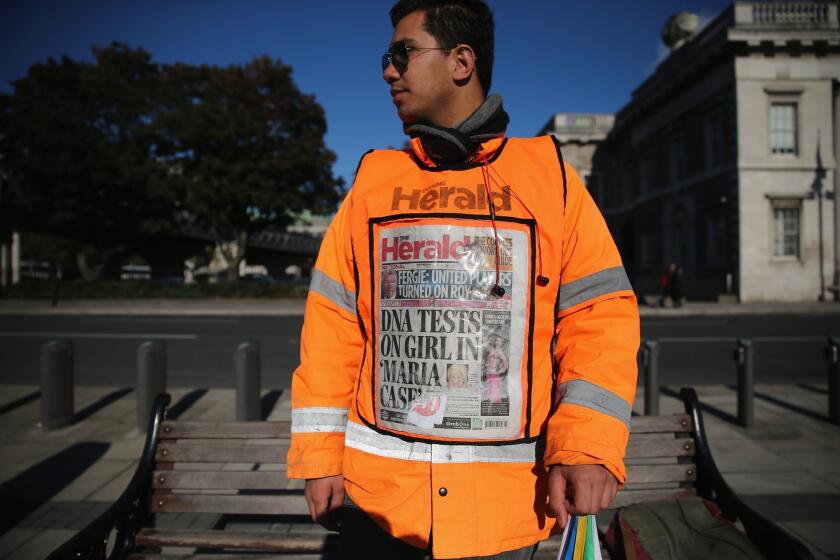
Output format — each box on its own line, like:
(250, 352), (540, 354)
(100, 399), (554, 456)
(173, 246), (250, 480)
(261, 389), (283, 420)
(796, 383), (828, 395)
(742, 494), (840, 521)
(0, 442), (110, 535)
(75, 388), (134, 423)
(753, 390), (829, 423)
(0, 390), (41, 416)
(661, 386), (739, 425)
(167, 389), (208, 419)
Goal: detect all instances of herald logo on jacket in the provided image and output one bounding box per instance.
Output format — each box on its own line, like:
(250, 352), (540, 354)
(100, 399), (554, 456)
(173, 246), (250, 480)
(390, 183), (512, 211)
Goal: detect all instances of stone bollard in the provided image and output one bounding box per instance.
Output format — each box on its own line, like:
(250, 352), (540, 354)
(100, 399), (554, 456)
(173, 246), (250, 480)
(642, 340), (660, 416)
(41, 339), (74, 430)
(137, 340), (167, 432)
(827, 336), (839, 425)
(235, 341), (261, 421)
(735, 338), (754, 428)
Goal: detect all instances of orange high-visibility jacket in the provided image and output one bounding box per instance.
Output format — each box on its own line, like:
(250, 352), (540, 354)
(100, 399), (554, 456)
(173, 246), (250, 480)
(288, 135), (639, 559)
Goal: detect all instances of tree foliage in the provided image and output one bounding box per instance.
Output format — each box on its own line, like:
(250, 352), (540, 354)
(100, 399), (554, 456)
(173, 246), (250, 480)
(153, 55), (343, 280)
(0, 45), (342, 280)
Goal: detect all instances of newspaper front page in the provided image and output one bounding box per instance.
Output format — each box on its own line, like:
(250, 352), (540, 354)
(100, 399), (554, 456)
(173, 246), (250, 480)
(376, 224), (528, 440)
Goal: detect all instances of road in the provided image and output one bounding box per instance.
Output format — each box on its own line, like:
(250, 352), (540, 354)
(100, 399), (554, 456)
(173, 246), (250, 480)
(0, 313), (836, 388)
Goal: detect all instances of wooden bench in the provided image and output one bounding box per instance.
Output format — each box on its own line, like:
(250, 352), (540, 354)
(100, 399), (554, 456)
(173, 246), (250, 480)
(48, 388), (813, 559)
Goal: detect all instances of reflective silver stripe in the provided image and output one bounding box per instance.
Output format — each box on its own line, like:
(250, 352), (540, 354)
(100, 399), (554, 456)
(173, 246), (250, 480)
(558, 266), (632, 311)
(344, 421), (539, 464)
(309, 270), (356, 315)
(345, 421), (431, 461)
(558, 379), (631, 427)
(291, 407), (348, 433)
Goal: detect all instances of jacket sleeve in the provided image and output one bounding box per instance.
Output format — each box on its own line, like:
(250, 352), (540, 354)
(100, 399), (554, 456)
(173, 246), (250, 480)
(287, 191), (363, 480)
(542, 164), (640, 483)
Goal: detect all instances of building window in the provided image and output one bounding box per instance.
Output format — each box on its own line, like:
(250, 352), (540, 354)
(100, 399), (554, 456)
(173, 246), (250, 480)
(640, 229), (655, 266)
(703, 206), (726, 265)
(670, 132), (686, 182)
(704, 111), (725, 167)
(773, 206), (800, 258)
(621, 163), (635, 204)
(668, 203), (691, 264)
(639, 151), (652, 194)
(770, 103), (797, 155)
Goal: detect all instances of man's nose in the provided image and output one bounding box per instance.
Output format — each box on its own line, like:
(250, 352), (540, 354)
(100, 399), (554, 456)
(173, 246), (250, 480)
(383, 61), (400, 83)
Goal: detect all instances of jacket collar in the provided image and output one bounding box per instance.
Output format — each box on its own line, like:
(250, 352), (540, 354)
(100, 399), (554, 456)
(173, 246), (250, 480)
(409, 136), (507, 169)
(404, 93), (509, 168)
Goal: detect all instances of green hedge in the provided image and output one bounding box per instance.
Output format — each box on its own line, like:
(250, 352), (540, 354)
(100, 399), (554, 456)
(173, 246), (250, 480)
(0, 280), (309, 299)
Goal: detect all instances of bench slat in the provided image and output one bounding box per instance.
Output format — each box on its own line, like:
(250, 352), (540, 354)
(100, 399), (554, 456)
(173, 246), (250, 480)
(626, 437), (694, 458)
(611, 488), (695, 509)
(629, 414), (691, 434)
(626, 463), (697, 484)
(151, 492), (308, 515)
(153, 470), (289, 490)
(156, 443), (288, 463)
(160, 421), (290, 439)
(135, 529), (330, 552)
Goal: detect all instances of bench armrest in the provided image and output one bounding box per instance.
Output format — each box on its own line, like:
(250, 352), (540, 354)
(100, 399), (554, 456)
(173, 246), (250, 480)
(45, 393), (171, 560)
(680, 387), (814, 560)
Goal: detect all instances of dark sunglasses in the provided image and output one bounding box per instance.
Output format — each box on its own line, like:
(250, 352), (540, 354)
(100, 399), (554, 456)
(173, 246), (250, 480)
(381, 41), (451, 72)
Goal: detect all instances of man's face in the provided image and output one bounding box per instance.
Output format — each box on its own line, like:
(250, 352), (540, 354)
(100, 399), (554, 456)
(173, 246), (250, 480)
(383, 10), (454, 125)
(383, 272), (398, 298)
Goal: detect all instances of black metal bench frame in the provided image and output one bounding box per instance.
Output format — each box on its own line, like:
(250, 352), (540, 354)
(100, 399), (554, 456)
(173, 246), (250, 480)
(47, 388), (814, 560)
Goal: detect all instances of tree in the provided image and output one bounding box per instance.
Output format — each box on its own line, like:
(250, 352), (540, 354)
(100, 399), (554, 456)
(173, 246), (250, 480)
(153, 55), (343, 281)
(1, 49), (342, 282)
(0, 43), (170, 279)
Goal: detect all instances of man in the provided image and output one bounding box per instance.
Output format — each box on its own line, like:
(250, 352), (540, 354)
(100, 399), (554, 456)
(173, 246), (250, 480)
(287, 1), (639, 558)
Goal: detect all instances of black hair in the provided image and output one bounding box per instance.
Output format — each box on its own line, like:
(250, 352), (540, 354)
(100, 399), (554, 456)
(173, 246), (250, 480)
(389, 0), (494, 95)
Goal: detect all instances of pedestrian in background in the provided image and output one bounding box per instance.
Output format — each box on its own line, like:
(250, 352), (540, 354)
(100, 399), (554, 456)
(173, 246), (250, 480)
(658, 263), (675, 307)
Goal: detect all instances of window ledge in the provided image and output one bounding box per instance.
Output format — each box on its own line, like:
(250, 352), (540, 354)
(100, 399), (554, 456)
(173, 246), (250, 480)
(765, 193), (808, 200)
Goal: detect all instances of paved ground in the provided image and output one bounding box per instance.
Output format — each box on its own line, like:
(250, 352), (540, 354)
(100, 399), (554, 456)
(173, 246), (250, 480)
(0, 382), (838, 559)
(1, 297), (838, 558)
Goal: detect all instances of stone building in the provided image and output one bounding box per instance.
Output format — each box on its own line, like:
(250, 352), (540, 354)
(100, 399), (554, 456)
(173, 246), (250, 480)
(539, 113), (615, 185)
(589, 1), (840, 302)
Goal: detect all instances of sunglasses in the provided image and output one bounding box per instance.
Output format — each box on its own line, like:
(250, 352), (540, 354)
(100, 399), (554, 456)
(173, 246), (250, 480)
(381, 41), (451, 73)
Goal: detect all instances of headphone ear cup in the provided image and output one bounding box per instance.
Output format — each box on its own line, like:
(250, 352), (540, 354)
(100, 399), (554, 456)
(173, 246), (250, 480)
(416, 127), (477, 165)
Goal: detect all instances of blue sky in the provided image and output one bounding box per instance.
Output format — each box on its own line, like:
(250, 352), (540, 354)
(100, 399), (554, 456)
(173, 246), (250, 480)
(0, 0), (731, 185)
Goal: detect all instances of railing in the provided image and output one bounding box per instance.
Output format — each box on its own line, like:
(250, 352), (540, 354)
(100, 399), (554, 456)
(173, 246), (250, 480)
(39, 339), (265, 432)
(752, 3), (830, 25)
(37, 334), (840, 432)
(19, 260), (52, 281)
(640, 336), (840, 426)
(734, 2), (839, 29)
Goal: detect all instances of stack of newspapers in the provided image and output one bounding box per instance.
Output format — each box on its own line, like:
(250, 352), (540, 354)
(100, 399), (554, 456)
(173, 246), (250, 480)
(556, 514), (602, 560)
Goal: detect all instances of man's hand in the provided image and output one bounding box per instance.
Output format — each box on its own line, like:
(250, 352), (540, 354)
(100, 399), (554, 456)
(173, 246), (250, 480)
(304, 474), (345, 531)
(547, 464), (618, 529)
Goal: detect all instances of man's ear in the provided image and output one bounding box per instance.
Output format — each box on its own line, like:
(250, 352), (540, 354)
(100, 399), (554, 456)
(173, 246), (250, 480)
(451, 44), (477, 82)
